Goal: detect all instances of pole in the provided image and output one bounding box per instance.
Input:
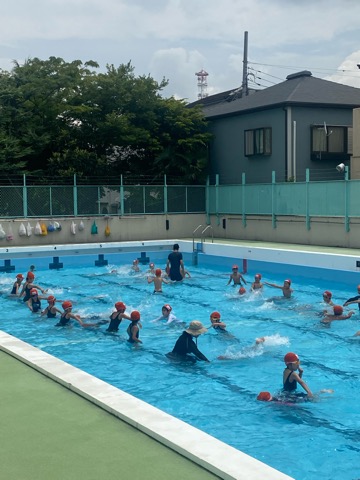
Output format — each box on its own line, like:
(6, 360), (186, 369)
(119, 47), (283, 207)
(241, 31), (248, 97)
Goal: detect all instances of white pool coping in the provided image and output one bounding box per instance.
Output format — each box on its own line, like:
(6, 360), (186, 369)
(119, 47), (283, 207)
(0, 331), (294, 480)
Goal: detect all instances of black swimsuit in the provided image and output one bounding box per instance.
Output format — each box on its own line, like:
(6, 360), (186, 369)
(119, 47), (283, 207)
(283, 370), (297, 392)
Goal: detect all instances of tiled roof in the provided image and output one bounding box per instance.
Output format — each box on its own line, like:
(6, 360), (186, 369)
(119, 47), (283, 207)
(190, 71), (360, 118)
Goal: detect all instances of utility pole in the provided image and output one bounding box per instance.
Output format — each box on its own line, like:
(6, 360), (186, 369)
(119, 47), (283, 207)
(241, 31), (248, 97)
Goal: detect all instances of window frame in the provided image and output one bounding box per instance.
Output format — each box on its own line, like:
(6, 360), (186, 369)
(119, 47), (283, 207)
(244, 127), (272, 157)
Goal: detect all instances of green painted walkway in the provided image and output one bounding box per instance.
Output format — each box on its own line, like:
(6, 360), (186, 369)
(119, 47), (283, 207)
(0, 351), (220, 480)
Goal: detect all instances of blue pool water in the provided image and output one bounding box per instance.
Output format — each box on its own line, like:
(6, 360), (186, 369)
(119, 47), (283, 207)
(1, 252), (360, 480)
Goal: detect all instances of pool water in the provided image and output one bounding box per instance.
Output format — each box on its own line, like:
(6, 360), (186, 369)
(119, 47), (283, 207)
(1, 255), (360, 480)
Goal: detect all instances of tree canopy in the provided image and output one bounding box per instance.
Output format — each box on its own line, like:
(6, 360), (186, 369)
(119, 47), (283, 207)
(0, 57), (211, 184)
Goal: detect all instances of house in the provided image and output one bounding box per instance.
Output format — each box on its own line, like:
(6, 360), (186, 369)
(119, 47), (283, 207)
(191, 71), (360, 184)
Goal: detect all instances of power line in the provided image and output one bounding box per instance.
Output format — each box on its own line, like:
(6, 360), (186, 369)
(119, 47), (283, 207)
(248, 61), (360, 79)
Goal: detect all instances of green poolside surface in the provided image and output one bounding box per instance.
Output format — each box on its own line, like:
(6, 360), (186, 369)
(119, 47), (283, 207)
(0, 350), (220, 480)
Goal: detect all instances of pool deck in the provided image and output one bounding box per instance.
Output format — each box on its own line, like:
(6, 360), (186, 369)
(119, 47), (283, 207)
(3, 238), (351, 480)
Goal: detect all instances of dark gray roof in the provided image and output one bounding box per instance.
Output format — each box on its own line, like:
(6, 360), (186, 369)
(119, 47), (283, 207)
(194, 71), (360, 119)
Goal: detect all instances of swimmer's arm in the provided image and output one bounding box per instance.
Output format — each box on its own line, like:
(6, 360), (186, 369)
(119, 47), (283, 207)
(343, 299), (360, 306)
(189, 342), (209, 362)
(40, 307), (48, 316)
(293, 372), (313, 397)
(212, 321), (227, 330)
(227, 275), (233, 285)
(27, 299), (33, 311)
(263, 282), (280, 289)
(162, 278), (170, 284)
(240, 275), (247, 285)
(121, 313), (132, 321)
(147, 277), (154, 284)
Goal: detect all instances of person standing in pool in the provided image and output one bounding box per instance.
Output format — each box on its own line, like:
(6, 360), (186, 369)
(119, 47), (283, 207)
(343, 285), (360, 312)
(321, 305), (355, 324)
(227, 264), (247, 286)
(147, 268), (170, 293)
(127, 310), (142, 344)
(166, 243), (184, 281)
(106, 302), (131, 332)
(27, 288), (43, 313)
(41, 295), (62, 318)
(283, 352), (313, 397)
(19, 271), (47, 302)
(55, 301), (99, 328)
(264, 279), (293, 298)
(10, 274), (24, 295)
(167, 321), (209, 362)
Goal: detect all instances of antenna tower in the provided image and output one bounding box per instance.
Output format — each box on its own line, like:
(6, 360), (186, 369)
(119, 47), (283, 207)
(195, 69), (209, 100)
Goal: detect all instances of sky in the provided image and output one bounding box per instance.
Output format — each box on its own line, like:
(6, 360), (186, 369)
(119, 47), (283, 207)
(1, 0), (360, 102)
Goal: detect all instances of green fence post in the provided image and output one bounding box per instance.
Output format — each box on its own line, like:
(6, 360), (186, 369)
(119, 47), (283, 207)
(242, 172), (246, 227)
(120, 175), (124, 216)
(345, 166), (350, 232)
(305, 168), (310, 230)
(23, 174), (28, 218)
(271, 171), (276, 228)
(73, 174), (78, 216)
(206, 176), (210, 224)
(164, 174), (168, 214)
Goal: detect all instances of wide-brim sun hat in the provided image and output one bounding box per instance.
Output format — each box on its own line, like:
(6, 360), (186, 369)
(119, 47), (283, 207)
(185, 320), (207, 336)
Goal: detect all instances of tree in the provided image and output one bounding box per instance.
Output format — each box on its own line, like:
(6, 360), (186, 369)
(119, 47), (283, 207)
(0, 57), (211, 183)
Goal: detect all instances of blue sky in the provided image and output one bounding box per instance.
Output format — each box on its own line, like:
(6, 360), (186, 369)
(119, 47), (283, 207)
(1, 0), (360, 101)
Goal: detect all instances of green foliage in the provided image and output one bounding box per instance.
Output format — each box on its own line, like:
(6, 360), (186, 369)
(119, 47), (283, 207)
(0, 57), (211, 183)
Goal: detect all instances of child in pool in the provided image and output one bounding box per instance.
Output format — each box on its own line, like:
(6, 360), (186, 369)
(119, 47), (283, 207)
(264, 279), (293, 298)
(41, 295), (62, 318)
(10, 274), (24, 295)
(127, 310), (142, 343)
(147, 269), (169, 293)
(283, 352), (313, 397)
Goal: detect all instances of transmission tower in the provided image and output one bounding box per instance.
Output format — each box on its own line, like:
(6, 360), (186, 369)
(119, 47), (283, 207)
(195, 69), (209, 100)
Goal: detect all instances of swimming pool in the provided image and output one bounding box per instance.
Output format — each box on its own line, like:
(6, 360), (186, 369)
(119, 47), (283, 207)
(1, 245), (360, 480)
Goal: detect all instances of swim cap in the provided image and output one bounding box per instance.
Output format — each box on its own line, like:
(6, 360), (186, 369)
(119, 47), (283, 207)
(210, 311), (221, 319)
(232, 264), (239, 270)
(323, 290), (332, 298)
(47, 295), (56, 302)
(163, 304), (172, 312)
(62, 301), (72, 310)
(284, 352), (299, 364)
(16, 274), (24, 279)
(30, 288), (38, 295)
(239, 287), (246, 295)
(133, 259), (138, 264)
(115, 302), (126, 311)
(284, 279), (291, 285)
(155, 268), (162, 276)
(333, 305), (343, 315)
(150, 263), (154, 267)
(131, 310), (140, 321)
(255, 273), (262, 279)
(27, 271), (35, 279)
(257, 391), (272, 402)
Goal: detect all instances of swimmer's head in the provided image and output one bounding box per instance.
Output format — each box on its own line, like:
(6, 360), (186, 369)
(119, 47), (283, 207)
(357, 284), (360, 292)
(284, 352), (299, 365)
(239, 286), (246, 295)
(284, 279), (291, 286)
(210, 311), (221, 321)
(150, 263), (155, 268)
(115, 301), (126, 311)
(16, 273), (24, 280)
(133, 259), (138, 264)
(185, 320), (207, 337)
(257, 391), (272, 402)
(162, 304), (172, 313)
(47, 295), (56, 303)
(131, 310), (141, 321)
(255, 273), (262, 279)
(30, 288), (38, 296)
(27, 271), (35, 280)
(232, 264), (239, 271)
(62, 301), (72, 311)
(155, 268), (162, 277)
(333, 305), (343, 316)
(173, 243), (180, 251)
(323, 290), (332, 299)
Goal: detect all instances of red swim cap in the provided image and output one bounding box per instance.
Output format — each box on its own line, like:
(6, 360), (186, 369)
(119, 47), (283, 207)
(62, 301), (72, 310)
(131, 310), (140, 321)
(323, 290), (332, 298)
(16, 273), (24, 279)
(255, 273), (262, 279)
(47, 295), (56, 302)
(27, 271), (35, 279)
(239, 287), (246, 295)
(333, 305), (343, 315)
(163, 304), (172, 312)
(284, 279), (291, 285)
(210, 311), (221, 319)
(115, 302), (126, 311)
(155, 268), (162, 276)
(257, 391), (272, 402)
(30, 288), (38, 295)
(284, 352), (299, 364)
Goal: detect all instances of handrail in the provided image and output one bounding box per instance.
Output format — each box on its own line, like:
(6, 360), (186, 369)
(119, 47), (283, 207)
(192, 224), (203, 251)
(201, 225), (213, 244)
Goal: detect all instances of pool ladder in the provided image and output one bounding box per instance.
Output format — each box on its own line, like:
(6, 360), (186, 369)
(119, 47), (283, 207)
(192, 225), (213, 265)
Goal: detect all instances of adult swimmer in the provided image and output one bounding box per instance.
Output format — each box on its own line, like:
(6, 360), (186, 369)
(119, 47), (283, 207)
(166, 243), (185, 281)
(166, 321), (209, 362)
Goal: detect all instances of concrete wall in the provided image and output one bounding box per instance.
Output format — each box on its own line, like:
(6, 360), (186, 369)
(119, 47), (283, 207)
(0, 214), (204, 247)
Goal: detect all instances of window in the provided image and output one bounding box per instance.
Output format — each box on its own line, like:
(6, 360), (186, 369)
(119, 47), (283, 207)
(311, 125), (352, 160)
(244, 128), (271, 156)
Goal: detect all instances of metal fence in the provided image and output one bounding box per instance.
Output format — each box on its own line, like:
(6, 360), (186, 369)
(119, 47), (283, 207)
(0, 183), (206, 217)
